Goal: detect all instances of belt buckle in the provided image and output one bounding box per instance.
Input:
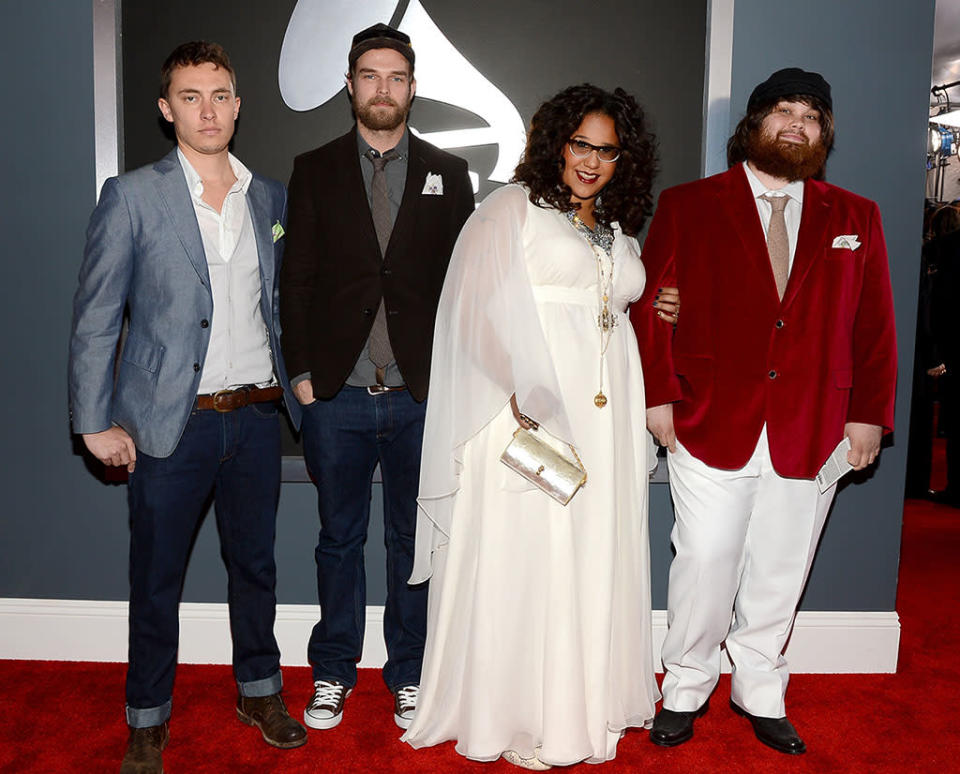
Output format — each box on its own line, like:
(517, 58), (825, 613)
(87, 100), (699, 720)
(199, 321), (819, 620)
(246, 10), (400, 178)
(367, 384), (388, 396)
(212, 388), (235, 412)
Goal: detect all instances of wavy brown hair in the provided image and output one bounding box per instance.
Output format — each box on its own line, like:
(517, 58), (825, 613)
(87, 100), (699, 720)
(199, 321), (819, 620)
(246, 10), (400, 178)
(726, 94), (834, 180)
(511, 84), (657, 237)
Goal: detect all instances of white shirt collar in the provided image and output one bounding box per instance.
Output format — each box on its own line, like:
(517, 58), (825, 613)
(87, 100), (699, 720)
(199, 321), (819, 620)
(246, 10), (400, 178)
(177, 147), (252, 200)
(742, 161), (804, 204)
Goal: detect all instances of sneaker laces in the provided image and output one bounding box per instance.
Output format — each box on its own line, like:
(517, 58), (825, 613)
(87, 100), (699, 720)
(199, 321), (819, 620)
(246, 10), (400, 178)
(309, 680), (345, 709)
(395, 684), (419, 712)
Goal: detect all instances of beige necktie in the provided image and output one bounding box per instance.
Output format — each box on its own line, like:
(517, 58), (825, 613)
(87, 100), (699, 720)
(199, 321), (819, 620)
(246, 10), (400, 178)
(366, 148), (399, 379)
(761, 193), (789, 300)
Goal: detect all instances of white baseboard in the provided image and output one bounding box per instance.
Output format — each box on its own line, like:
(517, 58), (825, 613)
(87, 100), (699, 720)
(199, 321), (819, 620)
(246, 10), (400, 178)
(0, 599), (899, 673)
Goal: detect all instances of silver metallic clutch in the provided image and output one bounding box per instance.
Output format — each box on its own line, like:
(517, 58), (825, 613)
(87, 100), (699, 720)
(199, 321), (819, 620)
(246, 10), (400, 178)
(500, 427), (587, 506)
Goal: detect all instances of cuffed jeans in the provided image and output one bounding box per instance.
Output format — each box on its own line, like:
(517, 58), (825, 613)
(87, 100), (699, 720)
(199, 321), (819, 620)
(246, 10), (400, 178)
(125, 402), (284, 727)
(301, 386), (428, 691)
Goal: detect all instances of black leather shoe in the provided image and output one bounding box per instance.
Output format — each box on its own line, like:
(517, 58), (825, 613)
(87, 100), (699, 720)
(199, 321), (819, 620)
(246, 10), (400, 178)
(729, 699), (806, 754)
(237, 693), (308, 749)
(649, 700), (709, 747)
(929, 488), (960, 507)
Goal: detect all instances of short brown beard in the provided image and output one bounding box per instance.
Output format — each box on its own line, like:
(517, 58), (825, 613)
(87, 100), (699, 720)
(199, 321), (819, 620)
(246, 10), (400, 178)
(746, 126), (827, 181)
(353, 94), (410, 132)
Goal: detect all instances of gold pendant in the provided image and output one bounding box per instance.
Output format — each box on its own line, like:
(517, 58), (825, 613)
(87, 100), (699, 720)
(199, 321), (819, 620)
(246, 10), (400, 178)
(594, 392), (607, 408)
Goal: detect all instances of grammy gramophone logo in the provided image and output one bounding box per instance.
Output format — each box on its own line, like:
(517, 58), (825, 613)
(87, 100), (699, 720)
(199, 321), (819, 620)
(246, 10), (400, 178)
(278, 0), (526, 195)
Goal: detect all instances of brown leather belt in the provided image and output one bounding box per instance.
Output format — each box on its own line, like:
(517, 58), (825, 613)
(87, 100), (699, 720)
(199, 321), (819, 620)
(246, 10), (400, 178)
(196, 385), (284, 412)
(366, 384), (406, 395)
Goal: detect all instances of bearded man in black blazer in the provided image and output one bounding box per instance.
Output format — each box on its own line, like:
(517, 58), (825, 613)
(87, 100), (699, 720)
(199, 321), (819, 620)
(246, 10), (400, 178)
(279, 24), (474, 733)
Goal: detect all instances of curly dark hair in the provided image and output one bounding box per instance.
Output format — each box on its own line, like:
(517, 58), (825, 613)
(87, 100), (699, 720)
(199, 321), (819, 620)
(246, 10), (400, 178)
(511, 84), (657, 237)
(726, 94), (834, 179)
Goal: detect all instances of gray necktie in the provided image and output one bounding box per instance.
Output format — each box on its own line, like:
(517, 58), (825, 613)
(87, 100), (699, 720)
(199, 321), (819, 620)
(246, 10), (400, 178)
(761, 193), (790, 300)
(367, 148), (399, 375)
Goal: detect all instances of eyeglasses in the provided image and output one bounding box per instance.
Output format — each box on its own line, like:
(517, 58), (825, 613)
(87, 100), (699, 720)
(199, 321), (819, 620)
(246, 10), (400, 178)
(567, 139), (621, 163)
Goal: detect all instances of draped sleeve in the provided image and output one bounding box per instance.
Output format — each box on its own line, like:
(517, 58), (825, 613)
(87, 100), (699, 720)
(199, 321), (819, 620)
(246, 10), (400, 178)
(411, 185), (575, 582)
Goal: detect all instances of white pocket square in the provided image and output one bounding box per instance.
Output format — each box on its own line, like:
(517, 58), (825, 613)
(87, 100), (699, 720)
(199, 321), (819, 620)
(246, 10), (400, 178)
(422, 173), (443, 195)
(831, 234), (861, 250)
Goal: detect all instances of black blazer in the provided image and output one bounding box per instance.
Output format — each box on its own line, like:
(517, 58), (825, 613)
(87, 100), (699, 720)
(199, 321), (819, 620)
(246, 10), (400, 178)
(280, 128), (474, 401)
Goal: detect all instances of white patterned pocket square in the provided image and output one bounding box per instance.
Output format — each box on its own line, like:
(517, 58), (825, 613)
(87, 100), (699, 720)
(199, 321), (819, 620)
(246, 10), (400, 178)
(831, 234), (860, 250)
(422, 173), (443, 195)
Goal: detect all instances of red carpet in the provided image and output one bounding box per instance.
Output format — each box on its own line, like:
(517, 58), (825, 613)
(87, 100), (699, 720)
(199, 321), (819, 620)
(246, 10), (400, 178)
(2, 498), (958, 773)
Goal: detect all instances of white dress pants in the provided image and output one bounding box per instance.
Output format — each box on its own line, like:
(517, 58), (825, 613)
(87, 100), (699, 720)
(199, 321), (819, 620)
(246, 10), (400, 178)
(662, 427), (836, 718)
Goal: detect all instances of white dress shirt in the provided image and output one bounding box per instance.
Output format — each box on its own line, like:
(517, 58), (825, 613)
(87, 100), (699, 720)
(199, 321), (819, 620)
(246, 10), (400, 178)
(177, 149), (275, 393)
(743, 161), (805, 273)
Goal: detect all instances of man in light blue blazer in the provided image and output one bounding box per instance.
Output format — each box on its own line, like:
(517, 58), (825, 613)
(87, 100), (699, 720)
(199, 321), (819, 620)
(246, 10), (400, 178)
(68, 42), (306, 773)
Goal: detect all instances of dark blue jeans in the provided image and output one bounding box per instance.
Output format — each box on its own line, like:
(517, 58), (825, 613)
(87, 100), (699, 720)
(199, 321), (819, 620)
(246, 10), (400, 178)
(300, 386), (427, 691)
(125, 402), (283, 727)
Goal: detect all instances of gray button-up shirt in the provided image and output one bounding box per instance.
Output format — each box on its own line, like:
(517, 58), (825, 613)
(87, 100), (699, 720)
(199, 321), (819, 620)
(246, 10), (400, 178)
(345, 130), (409, 387)
(293, 131), (410, 391)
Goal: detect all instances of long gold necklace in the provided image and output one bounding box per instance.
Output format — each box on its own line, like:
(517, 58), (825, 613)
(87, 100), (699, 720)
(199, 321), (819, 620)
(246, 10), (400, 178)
(593, 244), (616, 407)
(565, 211), (616, 408)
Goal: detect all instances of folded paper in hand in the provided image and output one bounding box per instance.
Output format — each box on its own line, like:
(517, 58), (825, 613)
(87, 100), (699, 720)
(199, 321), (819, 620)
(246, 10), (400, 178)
(816, 437), (852, 494)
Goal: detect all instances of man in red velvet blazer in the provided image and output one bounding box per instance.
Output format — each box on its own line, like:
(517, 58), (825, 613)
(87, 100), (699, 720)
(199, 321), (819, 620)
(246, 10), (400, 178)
(634, 69), (896, 755)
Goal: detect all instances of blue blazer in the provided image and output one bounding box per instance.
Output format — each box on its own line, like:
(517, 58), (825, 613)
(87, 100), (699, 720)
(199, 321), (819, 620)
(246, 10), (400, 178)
(69, 149), (300, 459)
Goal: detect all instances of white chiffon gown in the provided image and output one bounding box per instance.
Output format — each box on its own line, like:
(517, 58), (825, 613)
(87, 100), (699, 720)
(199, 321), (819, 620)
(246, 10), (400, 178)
(403, 185), (659, 765)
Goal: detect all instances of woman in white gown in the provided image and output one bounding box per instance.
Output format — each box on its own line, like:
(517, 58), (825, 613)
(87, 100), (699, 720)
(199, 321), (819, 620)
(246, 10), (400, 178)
(404, 85), (668, 769)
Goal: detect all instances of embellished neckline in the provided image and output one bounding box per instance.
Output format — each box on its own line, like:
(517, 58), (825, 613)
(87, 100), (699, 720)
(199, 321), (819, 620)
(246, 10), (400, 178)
(564, 210), (614, 255)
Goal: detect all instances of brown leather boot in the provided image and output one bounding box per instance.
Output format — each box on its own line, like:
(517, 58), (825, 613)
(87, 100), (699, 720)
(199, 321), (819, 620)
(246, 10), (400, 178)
(237, 693), (307, 748)
(119, 722), (169, 774)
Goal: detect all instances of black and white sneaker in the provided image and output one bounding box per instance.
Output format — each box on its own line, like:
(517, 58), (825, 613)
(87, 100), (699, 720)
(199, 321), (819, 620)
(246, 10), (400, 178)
(393, 684), (419, 729)
(303, 679), (351, 730)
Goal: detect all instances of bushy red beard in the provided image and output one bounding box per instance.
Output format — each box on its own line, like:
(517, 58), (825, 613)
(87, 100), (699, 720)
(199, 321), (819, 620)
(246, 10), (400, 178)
(746, 126), (827, 181)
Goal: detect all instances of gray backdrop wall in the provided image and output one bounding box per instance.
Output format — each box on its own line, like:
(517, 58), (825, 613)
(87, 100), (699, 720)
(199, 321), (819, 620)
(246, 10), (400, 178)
(0, 1), (935, 621)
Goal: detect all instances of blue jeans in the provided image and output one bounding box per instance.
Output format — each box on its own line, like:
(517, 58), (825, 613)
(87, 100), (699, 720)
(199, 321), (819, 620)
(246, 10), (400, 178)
(300, 386), (427, 691)
(125, 402), (283, 727)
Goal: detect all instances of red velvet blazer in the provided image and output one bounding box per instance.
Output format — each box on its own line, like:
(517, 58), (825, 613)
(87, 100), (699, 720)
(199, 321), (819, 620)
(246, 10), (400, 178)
(633, 164), (897, 479)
